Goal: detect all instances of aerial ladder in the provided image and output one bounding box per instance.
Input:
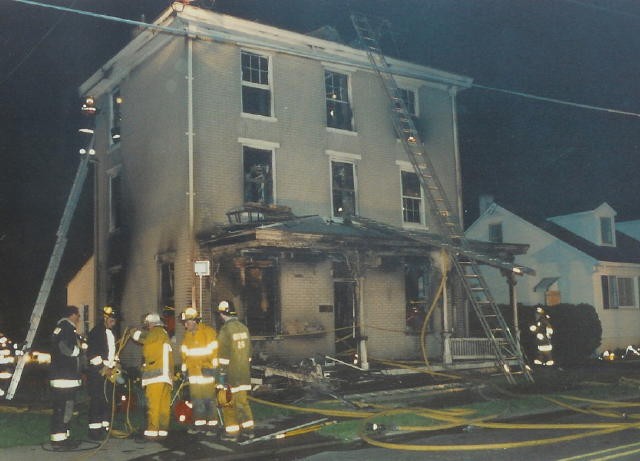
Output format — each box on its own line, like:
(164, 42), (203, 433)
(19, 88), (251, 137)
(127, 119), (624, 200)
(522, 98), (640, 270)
(351, 13), (533, 384)
(6, 101), (95, 400)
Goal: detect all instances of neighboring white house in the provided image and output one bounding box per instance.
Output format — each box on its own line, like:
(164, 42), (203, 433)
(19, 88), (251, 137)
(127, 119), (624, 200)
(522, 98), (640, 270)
(75, 4), (487, 367)
(466, 201), (640, 351)
(618, 220), (640, 241)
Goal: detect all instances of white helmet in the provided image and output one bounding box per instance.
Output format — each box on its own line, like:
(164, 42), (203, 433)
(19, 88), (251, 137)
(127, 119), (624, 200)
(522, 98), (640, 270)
(144, 313), (162, 326)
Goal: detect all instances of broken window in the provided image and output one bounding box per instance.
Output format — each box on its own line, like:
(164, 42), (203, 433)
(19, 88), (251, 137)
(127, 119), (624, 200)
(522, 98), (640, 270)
(243, 146), (273, 204)
(405, 263), (434, 334)
(242, 265), (279, 337)
(110, 88), (122, 145)
(331, 160), (356, 218)
(325, 71), (353, 131)
(241, 51), (271, 117)
(108, 169), (124, 232)
(401, 170), (422, 224)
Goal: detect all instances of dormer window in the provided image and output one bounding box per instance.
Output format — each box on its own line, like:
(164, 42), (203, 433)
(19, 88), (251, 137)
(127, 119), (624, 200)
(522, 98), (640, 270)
(600, 217), (614, 245)
(489, 222), (503, 243)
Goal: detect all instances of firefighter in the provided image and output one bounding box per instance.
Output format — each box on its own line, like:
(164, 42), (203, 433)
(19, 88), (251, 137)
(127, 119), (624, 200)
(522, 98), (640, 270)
(49, 305), (84, 450)
(86, 306), (119, 441)
(216, 300), (254, 442)
(0, 331), (14, 398)
(132, 313), (174, 441)
(529, 306), (555, 366)
(180, 306), (219, 435)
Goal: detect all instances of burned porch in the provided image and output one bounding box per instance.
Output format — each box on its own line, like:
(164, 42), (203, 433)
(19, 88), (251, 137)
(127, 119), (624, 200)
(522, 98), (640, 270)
(199, 206), (530, 370)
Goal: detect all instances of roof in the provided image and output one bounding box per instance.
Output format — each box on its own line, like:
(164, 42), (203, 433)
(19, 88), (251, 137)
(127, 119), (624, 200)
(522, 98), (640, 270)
(497, 203), (640, 265)
(201, 214), (534, 274)
(80, 5), (473, 99)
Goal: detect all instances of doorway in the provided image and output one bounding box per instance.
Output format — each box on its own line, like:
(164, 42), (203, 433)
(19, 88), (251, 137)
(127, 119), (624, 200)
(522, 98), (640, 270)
(334, 281), (356, 358)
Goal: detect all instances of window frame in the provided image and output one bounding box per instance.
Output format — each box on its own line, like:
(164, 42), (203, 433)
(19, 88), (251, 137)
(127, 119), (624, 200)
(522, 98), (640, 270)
(396, 161), (425, 227)
(241, 142), (276, 205)
(329, 156), (358, 219)
(241, 50), (273, 118)
(404, 263), (435, 334)
(325, 70), (354, 131)
(489, 222), (503, 243)
(602, 275), (638, 309)
(600, 216), (614, 246)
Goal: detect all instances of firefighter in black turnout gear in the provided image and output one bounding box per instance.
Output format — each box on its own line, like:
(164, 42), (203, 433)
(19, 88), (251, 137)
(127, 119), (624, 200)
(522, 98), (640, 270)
(87, 306), (120, 441)
(49, 305), (84, 450)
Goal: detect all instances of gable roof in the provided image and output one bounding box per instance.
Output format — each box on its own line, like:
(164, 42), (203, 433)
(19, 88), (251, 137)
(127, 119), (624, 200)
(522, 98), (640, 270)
(497, 203), (640, 264)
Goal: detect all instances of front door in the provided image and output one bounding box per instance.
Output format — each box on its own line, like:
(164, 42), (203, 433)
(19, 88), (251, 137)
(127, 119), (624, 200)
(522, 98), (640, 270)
(334, 281), (356, 358)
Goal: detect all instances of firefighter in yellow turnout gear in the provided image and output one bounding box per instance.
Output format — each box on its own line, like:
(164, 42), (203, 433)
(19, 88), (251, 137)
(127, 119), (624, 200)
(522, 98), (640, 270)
(180, 307), (219, 435)
(132, 313), (174, 441)
(216, 300), (254, 442)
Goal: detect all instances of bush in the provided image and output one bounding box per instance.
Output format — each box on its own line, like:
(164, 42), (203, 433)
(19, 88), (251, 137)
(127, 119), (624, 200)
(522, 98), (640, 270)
(519, 303), (602, 367)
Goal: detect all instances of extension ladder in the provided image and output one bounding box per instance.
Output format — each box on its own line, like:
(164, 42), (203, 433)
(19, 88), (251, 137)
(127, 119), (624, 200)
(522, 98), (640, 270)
(351, 13), (532, 384)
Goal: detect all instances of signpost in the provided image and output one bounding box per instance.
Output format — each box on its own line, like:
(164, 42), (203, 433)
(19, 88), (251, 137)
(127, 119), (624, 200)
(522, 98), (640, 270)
(194, 260), (210, 317)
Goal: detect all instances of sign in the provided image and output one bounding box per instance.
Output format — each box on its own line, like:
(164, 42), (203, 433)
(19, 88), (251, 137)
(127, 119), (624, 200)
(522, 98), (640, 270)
(194, 260), (210, 276)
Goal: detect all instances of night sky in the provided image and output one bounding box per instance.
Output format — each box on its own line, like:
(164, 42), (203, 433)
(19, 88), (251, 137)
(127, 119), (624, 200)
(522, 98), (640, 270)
(2, 0), (640, 340)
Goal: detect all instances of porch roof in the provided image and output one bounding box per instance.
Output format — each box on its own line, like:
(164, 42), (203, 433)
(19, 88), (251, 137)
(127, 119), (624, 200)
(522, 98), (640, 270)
(200, 214), (534, 274)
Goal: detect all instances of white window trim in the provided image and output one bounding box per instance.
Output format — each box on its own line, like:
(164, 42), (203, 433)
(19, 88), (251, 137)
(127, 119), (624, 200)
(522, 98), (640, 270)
(328, 156), (358, 220)
(395, 160), (425, 228)
(240, 49), (274, 118)
(241, 142), (278, 205)
(599, 216), (616, 247)
(324, 68), (356, 133)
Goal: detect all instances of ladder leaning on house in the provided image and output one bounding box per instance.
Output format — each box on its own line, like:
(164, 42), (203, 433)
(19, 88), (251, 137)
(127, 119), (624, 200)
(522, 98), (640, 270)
(5, 138), (94, 400)
(350, 13), (533, 384)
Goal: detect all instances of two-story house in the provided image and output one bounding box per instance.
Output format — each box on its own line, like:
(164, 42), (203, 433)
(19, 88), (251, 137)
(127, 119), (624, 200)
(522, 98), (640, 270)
(76, 4), (477, 367)
(466, 200), (640, 351)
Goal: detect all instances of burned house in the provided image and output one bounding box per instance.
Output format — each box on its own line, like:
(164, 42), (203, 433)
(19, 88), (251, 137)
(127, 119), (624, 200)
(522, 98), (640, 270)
(76, 4), (520, 368)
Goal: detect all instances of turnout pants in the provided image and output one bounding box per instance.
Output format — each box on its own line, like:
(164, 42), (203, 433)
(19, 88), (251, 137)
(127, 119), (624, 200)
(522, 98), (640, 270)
(222, 390), (254, 438)
(50, 386), (78, 442)
(143, 382), (171, 439)
(191, 382), (218, 430)
(87, 370), (113, 437)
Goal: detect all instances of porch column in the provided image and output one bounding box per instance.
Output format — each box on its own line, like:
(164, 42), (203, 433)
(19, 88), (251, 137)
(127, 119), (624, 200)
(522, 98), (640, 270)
(357, 276), (369, 371)
(508, 273), (520, 344)
(442, 277), (452, 365)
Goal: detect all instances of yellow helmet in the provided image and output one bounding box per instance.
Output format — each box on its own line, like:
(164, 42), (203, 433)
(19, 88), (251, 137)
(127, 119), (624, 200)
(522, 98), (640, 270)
(103, 306), (118, 319)
(180, 307), (199, 322)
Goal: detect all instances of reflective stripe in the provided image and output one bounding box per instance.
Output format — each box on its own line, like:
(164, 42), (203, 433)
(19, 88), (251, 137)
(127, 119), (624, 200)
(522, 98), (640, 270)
(188, 375), (215, 385)
(106, 328), (116, 364)
(50, 432), (68, 442)
(144, 430), (158, 437)
(158, 430), (168, 437)
(132, 330), (142, 342)
(50, 379), (81, 388)
(231, 384), (252, 393)
(89, 356), (103, 366)
(207, 420), (218, 426)
(538, 344), (553, 352)
(102, 421), (110, 428)
(194, 420), (206, 426)
(89, 423), (103, 429)
(232, 332), (248, 341)
(225, 425), (240, 433)
(219, 358), (230, 365)
(241, 420), (254, 429)
(71, 345), (80, 357)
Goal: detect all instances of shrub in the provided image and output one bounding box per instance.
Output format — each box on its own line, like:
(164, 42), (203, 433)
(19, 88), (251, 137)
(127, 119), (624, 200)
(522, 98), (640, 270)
(519, 303), (602, 367)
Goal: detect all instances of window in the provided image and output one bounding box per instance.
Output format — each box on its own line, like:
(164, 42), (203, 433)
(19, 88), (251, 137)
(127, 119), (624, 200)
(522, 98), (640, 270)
(397, 88), (417, 117)
(108, 170), (124, 232)
(107, 266), (124, 308)
(110, 89), (122, 145)
(331, 161), (356, 217)
(602, 275), (637, 309)
(401, 171), (422, 224)
(241, 51), (271, 117)
(405, 263), (434, 334)
(243, 146), (273, 204)
(325, 71), (353, 131)
(489, 223), (503, 243)
(600, 217), (613, 245)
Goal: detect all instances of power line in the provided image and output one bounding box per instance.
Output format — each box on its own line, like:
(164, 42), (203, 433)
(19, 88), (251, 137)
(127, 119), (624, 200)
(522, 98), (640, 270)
(472, 83), (640, 119)
(9, 0), (640, 121)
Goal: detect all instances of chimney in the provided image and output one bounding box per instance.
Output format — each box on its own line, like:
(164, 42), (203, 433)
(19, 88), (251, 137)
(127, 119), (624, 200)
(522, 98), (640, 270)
(479, 194), (494, 216)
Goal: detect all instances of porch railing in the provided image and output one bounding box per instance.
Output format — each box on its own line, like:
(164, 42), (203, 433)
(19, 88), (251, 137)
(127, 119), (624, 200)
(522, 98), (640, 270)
(450, 337), (507, 361)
